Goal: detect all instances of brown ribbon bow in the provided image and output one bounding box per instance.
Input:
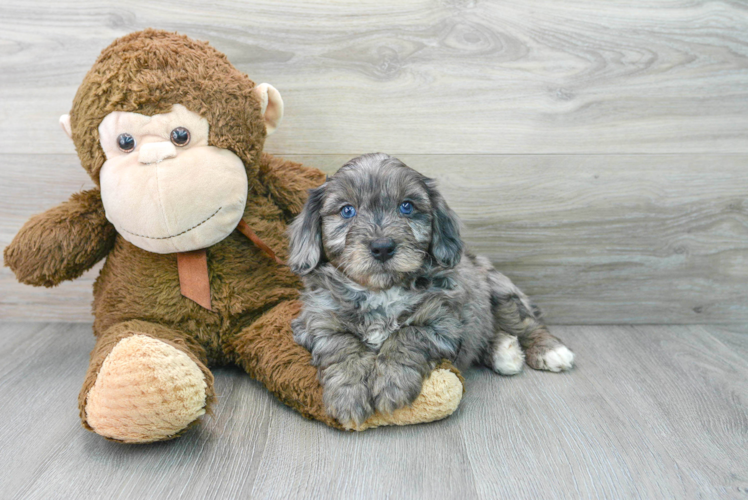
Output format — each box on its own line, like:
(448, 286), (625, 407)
(176, 219), (283, 311)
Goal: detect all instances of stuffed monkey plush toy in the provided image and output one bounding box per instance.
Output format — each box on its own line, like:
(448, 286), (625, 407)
(4, 30), (463, 443)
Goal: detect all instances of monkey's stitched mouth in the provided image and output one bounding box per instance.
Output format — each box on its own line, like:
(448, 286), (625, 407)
(121, 207), (222, 240)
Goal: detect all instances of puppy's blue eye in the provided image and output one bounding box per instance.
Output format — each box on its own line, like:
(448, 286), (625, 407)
(399, 201), (414, 215)
(340, 205), (357, 219)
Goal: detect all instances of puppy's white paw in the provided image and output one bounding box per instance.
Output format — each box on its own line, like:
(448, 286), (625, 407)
(492, 335), (525, 375)
(536, 345), (575, 372)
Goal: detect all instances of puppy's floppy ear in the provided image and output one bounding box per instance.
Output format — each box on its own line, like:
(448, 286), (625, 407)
(425, 179), (463, 268)
(288, 184), (326, 275)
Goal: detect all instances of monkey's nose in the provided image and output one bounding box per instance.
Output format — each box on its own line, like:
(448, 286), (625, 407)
(138, 142), (177, 164)
(370, 238), (396, 262)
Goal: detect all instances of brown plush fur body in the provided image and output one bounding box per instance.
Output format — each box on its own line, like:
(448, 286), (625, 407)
(90, 154), (319, 360)
(2, 31), (339, 436)
(80, 153), (336, 430)
(6, 150), (338, 433)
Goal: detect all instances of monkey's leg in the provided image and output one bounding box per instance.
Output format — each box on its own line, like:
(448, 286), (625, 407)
(487, 270), (575, 372)
(223, 300), (464, 431)
(79, 320), (214, 443)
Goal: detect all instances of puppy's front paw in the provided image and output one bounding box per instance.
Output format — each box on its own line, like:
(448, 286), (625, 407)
(372, 362), (424, 415)
(324, 382), (374, 428)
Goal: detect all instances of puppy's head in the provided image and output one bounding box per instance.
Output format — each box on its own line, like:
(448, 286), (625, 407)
(288, 153), (462, 289)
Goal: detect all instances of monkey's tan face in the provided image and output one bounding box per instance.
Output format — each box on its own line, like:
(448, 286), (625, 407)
(97, 104), (248, 254)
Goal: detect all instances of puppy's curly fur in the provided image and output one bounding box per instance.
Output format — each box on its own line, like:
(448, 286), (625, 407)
(289, 153), (574, 426)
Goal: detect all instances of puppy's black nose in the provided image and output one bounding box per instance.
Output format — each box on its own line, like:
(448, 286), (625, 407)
(370, 238), (396, 262)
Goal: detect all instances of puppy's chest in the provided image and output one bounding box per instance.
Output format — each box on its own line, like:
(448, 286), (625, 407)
(350, 287), (419, 350)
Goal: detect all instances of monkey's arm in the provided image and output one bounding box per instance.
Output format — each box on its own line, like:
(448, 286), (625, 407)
(4, 189), (116, 287)
(258, 153), (326, 220)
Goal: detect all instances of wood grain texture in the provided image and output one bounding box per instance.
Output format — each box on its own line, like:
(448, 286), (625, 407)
(2, 154), (746, 324)
(0, 322), (745, 499)
(0, 0), (747, 155)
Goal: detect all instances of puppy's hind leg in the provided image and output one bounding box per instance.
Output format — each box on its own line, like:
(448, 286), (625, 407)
(484, 264), (574, 372)
(520, 326), (575, 372)
(488, 331), (525, 376)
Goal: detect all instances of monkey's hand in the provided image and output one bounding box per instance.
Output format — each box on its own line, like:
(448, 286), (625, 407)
(258, 153), (327, 220)
(4, 189), (116, 287)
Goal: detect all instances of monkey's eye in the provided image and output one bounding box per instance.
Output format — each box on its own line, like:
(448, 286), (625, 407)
(399, 201), (414, 215)
(340, 205), (357, 219)
(170, 127), (191, 146)
(117, 133), (136, 153)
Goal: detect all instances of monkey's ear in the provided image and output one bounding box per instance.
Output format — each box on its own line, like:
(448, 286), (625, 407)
(288, 184), (326, 275)
(59, 114), (72, 139)
(252, 83), (284, 135)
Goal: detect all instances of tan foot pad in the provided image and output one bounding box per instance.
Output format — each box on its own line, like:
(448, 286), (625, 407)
(85, 334), (208, 443)
(349, 368), (464, 431)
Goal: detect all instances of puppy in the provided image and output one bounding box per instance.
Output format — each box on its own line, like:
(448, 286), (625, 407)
(289, 153), (574, 427)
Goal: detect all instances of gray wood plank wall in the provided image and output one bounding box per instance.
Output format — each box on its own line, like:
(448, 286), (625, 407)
(1, 1), (747, 323)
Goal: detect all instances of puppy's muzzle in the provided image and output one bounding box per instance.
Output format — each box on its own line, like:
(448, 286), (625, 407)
(369, 238), (396, 262)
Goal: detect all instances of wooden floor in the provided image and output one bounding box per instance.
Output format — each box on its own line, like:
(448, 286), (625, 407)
(1, 322), (745, 499)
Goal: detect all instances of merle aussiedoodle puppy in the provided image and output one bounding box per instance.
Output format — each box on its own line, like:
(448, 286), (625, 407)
(289, 153), (574, 427)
